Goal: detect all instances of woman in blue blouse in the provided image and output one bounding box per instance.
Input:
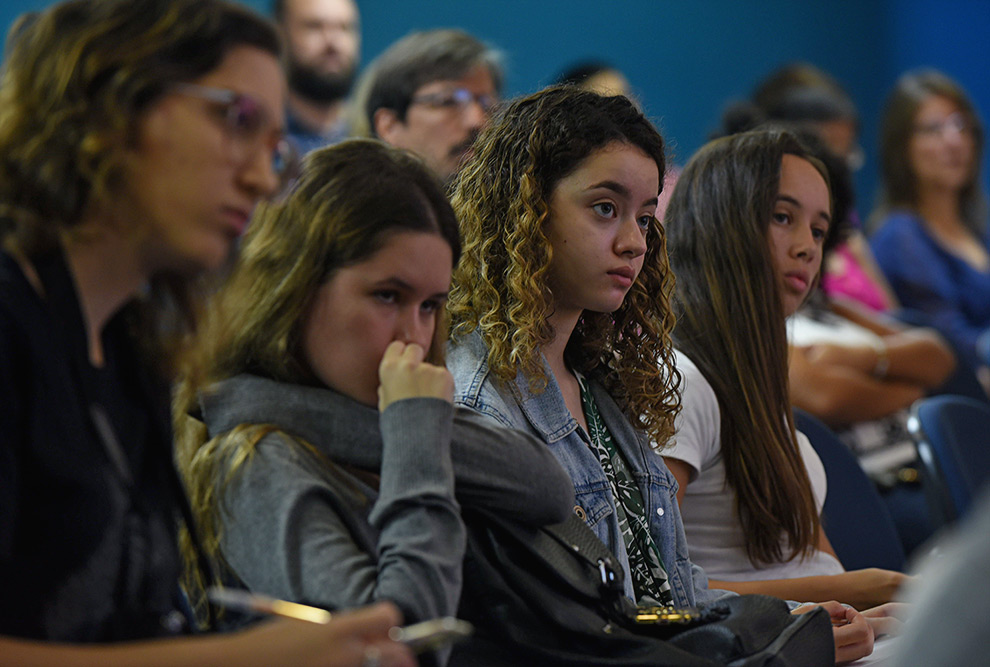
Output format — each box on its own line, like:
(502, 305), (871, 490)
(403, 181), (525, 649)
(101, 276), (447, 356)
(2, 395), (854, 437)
(871, 69), (990, 375)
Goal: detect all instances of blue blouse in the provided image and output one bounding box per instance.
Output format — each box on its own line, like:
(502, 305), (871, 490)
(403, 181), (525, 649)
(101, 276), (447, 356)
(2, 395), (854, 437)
(871, 211), (990, 370)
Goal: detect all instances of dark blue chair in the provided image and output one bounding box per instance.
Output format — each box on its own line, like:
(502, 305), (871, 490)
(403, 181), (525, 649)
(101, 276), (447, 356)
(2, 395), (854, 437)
(907, 395), (990, 528)
(794, 408), (907, 572)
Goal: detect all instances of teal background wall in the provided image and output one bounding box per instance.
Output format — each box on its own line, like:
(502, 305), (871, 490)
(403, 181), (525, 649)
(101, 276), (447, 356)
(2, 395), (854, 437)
(3, 0), (988, 216)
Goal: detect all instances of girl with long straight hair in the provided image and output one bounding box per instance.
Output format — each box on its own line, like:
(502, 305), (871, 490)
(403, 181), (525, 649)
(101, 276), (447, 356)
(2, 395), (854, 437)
(663, 128), (909, 610)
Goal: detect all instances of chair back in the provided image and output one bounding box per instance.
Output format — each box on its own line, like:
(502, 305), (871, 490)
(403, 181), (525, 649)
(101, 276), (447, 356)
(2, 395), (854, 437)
(794, 408), (907, 572)
(907, 395), (990, 527)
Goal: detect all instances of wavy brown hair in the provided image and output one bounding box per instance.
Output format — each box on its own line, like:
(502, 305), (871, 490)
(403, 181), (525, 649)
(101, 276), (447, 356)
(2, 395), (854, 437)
(449, 86), (680, 448)
(0, 0), (280, 371)
(175, 139), (461, 608)
(665, 128), (827, 566)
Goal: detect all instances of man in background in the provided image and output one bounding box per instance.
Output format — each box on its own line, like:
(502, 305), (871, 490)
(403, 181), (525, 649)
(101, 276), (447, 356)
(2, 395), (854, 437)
(275, 0), (360, 153)
(353, 29), (502, 185)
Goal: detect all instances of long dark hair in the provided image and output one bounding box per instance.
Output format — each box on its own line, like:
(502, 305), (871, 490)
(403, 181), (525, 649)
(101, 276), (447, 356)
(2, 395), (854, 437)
(665, 128), (829, 565)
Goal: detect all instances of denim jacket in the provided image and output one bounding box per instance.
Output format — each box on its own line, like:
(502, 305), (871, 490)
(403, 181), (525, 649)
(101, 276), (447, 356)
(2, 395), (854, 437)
(448, 331), (730, 608)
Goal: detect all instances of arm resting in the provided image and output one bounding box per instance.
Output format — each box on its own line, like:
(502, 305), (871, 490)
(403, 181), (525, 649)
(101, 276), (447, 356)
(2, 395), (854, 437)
(708, 568), (909, 611)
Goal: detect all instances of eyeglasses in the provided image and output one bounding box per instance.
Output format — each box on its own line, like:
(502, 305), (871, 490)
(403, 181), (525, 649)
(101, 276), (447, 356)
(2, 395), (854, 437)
(172, 82), (299, 196)
(409, 87), (498, 115)
(914, 112), (974, 139)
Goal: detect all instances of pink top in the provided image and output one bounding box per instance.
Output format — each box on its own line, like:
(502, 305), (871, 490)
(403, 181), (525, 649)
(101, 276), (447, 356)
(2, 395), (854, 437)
(822, 242), (890, 312)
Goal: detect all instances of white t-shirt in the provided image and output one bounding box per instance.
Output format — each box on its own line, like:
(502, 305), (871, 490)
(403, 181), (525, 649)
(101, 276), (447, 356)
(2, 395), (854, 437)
(664, 351), (844, 581)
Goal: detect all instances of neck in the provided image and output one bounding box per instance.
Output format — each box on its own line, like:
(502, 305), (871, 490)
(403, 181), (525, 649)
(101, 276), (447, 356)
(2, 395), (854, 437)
(287, 92), (345, 135)
(543, 308), (581, 384)
(63, 215), (148, 367)
(916, 184), (964, 230)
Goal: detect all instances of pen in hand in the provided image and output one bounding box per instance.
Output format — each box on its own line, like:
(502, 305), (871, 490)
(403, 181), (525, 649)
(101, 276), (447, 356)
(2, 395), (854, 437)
(207, 587), (474, 652)
(208, 587), (333, 624)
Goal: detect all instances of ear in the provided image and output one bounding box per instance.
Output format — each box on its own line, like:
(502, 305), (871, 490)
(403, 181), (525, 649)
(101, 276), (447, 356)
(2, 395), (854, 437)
(373, 108), (403, 143)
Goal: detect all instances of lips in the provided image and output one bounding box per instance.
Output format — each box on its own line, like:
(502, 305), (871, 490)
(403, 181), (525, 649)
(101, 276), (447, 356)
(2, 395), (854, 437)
(220, 206), (251, 237)
(783, 270), (809, 293)
(608, 266), (636, 288)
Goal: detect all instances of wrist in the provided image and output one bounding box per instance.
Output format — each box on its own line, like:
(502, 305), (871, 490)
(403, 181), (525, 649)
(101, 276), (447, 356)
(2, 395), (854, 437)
(869, 338), (890, 378)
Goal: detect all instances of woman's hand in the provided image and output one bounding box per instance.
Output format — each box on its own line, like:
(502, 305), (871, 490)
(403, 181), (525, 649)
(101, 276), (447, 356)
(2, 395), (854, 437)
(860, 602), (910, 638)
(237, 602), (416, 667)
(0, 603), (416, 667)
(794, 600), (874, 664)
(833, 568), (912, 610)
(378, 341), (454, 410)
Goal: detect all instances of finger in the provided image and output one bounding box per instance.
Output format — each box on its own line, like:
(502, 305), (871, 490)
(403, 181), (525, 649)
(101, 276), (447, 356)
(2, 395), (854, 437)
(366, 640), (417, 667)
(399, 342), (426, 363)
(381, 340), (407, 363)
(833, 616), (874, 663)
(868, 601), (910, 622)
(331, 602), (403, 640)
(865, 613), (903, 638)
(812, 600), (846, 620)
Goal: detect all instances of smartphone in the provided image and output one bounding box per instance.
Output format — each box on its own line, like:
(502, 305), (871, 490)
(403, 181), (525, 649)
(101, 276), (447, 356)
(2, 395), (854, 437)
(389, 617), (474, 653)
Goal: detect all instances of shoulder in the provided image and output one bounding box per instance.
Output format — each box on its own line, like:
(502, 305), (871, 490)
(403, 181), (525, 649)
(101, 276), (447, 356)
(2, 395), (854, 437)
(871, 211), (931, 250)
(448, 331), (524, 429)
(673, 351), (720, 423)
(665, 351), (721, 473)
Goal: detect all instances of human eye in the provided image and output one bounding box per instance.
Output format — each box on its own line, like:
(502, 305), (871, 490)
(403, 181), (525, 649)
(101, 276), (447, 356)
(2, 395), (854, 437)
(420, 298), (444, 314)
(771, 210), (790, 225)
(812, 225), (829, 242)
(373, 289), (399, 305)
(448, 88), (473, 109)
(227, 95), (264, 136)
(637, 214), (655, 231)
(592, 202), (616, 218)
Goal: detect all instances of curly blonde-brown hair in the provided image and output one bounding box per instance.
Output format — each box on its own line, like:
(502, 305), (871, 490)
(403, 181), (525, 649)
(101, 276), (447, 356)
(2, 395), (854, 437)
(449, 86), (680, 448)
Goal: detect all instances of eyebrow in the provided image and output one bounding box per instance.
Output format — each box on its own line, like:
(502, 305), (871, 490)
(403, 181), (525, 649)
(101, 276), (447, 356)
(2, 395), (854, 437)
(372, 276), (450, 299)
(587, 180), (659, 209)
(776, 194), (832, 225)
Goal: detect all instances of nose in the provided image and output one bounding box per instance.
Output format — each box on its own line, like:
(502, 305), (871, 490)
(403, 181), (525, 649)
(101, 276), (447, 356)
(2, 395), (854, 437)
(463, 97), (489, 130)
(396, 307), (435, 350)
(792, 224), (818, 261)
(943, 124), (968, 147)
(239, 142), (280, 200)
(615, 215), (648, 258)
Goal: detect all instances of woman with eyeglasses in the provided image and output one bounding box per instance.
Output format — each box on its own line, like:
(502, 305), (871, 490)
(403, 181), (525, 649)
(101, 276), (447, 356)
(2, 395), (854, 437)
(0, 1), (412, 665)
(870, 69), (990, 377)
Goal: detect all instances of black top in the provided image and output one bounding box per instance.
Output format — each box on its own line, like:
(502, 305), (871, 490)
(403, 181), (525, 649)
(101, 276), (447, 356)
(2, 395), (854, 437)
(0, 249), (184, 641)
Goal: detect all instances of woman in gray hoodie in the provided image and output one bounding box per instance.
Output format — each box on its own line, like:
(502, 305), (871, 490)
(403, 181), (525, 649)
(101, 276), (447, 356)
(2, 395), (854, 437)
(175, 140), (574, 655)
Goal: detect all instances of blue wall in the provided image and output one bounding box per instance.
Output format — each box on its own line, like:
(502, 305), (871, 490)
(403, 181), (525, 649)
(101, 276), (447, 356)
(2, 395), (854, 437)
(3, 0), (988, 215)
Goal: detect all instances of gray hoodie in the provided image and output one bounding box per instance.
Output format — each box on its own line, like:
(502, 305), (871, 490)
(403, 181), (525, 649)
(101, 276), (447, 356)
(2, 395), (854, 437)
(198, 373), (575, 625)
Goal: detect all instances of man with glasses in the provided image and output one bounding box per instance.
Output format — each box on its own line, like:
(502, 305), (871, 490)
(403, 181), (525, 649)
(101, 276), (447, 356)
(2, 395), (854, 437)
(274, 0), (361, 154)
(356, 29), (502, 185)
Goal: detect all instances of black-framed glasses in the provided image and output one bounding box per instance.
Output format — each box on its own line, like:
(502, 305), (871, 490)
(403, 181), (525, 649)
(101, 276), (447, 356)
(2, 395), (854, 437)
(172, 82), (299, 196)
(409, 87), (498, 114)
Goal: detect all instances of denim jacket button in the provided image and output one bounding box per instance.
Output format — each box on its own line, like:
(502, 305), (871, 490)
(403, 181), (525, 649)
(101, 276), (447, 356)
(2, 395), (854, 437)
(656, 507), (664, 517)
(573, 505), (588, 521)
